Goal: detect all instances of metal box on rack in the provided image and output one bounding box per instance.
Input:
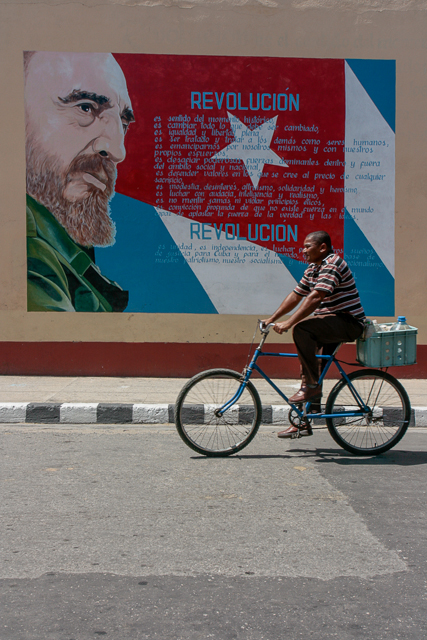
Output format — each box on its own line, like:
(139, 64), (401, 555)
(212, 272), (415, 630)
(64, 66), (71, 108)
(356, 324), (417, 367)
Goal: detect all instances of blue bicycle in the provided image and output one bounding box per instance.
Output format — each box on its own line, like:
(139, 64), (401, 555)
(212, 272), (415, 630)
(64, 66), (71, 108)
(175, 322), (411, 457)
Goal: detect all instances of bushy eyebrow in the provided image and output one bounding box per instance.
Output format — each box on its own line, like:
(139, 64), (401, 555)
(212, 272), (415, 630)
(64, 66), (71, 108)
(58, 89), (135, 122)
(58, 90), (111, 106)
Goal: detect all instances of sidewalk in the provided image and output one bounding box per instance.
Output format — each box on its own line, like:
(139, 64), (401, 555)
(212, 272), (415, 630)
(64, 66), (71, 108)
(0, 375), (426, 425)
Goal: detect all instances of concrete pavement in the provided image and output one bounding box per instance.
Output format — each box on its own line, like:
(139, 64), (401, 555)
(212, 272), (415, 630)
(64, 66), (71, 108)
(0, 374), (426, 425)
(2, 427), (427, 639)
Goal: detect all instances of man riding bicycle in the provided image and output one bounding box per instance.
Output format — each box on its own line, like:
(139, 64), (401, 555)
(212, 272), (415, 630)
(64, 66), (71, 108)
(262, 230), (365, 438)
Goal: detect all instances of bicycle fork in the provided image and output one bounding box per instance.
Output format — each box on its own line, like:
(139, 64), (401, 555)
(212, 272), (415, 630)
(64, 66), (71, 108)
(215, 342), (264, 417)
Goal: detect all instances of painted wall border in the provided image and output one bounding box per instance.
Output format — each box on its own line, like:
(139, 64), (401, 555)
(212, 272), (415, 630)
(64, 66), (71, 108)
(0, 342), (425, 379)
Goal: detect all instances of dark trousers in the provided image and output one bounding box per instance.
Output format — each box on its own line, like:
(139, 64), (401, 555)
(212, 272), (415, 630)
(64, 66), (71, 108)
(292, 313), (363, 386)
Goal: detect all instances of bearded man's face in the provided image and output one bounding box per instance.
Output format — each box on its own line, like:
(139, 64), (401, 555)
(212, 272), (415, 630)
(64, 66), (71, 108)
(25, 52), (134, 247)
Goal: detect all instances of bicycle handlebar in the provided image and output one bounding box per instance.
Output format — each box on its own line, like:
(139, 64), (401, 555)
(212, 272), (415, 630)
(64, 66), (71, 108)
(259, 320), (276, 334)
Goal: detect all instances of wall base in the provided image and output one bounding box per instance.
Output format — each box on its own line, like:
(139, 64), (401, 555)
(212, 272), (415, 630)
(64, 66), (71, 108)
(0, 342), (426, 378)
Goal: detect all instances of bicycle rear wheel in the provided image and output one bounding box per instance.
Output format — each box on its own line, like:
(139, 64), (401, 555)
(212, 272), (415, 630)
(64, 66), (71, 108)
(175, 369), (262, 456)
(325, 369), (411, 456)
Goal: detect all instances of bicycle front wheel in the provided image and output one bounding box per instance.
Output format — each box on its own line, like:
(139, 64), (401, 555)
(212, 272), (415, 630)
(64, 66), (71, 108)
(325, 369), (411, 456)
(175, 369), (262, 456)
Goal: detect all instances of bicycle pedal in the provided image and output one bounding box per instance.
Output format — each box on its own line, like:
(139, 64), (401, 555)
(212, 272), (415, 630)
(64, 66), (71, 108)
(296, 426), (313, 438)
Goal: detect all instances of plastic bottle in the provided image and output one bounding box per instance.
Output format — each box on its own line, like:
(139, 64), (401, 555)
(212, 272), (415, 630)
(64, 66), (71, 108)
(363, 319), (374, 339)
(390, 316), (411, 332)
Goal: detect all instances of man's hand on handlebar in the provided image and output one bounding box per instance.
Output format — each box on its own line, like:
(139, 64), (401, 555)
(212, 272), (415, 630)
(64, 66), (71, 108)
(272, 321), (291, 334)
(259, 319), (274, 333)
(260, 318), (291, 334)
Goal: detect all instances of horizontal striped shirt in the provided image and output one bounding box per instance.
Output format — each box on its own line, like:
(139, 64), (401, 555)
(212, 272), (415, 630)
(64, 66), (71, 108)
(294, 253), (365, 322)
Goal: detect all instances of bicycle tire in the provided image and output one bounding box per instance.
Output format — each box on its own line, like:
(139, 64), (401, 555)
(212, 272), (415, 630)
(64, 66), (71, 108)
(175, 369), (262, 457)
(325, 369), (411, 456)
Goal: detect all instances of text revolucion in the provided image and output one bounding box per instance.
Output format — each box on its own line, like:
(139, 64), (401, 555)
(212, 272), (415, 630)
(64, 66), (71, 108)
(190, 222), (298, 242)
(190, 92), (300, 112)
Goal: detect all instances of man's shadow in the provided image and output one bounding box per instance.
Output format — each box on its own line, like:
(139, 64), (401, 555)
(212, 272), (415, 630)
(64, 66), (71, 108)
(292, 447), (427, 467)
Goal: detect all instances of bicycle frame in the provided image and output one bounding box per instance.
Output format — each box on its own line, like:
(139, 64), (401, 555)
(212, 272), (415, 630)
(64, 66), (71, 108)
(218, 330), (371, 420)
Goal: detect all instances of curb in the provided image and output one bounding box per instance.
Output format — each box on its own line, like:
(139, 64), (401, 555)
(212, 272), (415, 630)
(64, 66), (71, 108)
(0, 403), (426, 426)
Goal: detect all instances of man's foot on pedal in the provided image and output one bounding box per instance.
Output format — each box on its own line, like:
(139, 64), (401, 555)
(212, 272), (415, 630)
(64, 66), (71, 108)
(288, 385), (322, 404)
(277, 424), (313, 439)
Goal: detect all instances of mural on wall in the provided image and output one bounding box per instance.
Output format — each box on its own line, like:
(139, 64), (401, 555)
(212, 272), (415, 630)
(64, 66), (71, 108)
(25, 52), (395, 314)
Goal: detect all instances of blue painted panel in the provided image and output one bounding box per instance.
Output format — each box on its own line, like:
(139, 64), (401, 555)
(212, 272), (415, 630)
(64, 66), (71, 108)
(94, 194), (217, 313)
(346, 59), (396, 132)
(94, 197), (394, 317)
(344, 211), (394, 316)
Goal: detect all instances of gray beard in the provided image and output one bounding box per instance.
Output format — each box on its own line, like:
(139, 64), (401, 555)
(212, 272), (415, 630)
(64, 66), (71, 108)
(26, 137), (117, 247)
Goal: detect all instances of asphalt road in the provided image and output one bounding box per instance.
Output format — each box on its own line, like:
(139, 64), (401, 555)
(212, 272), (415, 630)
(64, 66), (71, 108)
(1, 424), (426, 639)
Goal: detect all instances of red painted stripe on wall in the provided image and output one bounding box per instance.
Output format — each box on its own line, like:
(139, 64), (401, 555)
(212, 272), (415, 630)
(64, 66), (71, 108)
(0, 342), (426, 378)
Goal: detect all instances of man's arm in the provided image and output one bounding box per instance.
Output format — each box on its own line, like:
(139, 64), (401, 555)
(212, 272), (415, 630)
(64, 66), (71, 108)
(261, 291), (303, 326)
(273, 289), (327, 334)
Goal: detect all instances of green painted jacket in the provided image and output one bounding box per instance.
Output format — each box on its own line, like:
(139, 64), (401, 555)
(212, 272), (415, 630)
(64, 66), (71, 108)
(27, 195), (128, 312)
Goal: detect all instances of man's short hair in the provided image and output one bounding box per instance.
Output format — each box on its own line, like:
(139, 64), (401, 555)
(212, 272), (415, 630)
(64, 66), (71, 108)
(307, 230), (332, 251)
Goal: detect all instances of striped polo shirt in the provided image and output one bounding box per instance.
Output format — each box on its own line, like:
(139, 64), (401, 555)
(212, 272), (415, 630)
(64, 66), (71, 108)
(294, 253), (365, 323)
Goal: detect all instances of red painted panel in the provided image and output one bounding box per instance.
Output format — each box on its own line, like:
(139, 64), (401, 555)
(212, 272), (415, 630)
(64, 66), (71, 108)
(0, 342), (426, 379)
(113, 54), (345, 255)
